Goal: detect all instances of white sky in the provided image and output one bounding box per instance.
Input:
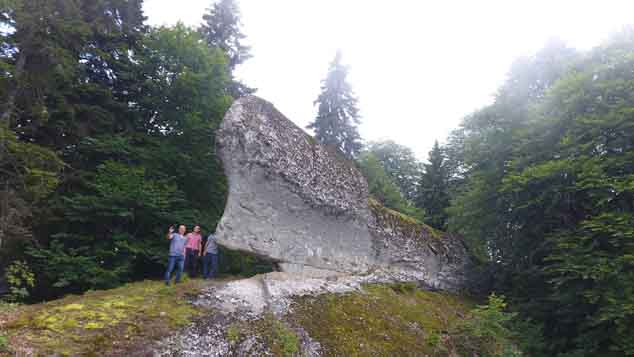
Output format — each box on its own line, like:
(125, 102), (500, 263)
(144, 0), (634, 159)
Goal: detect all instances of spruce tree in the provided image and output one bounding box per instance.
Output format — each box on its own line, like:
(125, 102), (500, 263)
(200, 0), (253, 97)
(200, 0), (251, 70)
(417, 141), (450, 230)
(308, 51), (362, 159)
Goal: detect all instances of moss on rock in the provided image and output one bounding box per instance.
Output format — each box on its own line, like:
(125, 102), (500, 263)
(0, 279), (207, 356)
(289, 283), (472, 356)
(369, 198), (442, 240)
(225, 313), (300, 357)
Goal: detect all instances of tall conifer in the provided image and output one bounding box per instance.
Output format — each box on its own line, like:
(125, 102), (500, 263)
(200, 0), (251, 70)
(200, 0), (253, 97)
(417, 141), (450, 230)
(308, 51), (362, 159)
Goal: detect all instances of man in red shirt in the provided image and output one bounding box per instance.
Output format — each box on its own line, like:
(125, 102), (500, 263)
(184, 225), (202, 277)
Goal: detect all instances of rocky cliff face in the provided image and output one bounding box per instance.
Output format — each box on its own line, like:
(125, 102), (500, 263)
(216, 96), (471, 290)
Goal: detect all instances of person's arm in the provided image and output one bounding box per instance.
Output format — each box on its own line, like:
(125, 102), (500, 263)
(199, 237), (203, 256)
(167, 226), (174, 240)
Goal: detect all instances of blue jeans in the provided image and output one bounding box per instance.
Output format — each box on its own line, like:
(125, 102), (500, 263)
(165, 255), (185, 285)
(202, 253), (218, 279)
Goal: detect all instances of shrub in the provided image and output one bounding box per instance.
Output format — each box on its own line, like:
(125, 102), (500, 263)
(452, 294), (523, 357)
(5, 260), (35, 302)
(0, 334), (7, 350)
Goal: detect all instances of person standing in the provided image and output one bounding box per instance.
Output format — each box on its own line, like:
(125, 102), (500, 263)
(202, 230), (219, 279)
(185, 225), (202, 277)
(165, 225), (187, 285)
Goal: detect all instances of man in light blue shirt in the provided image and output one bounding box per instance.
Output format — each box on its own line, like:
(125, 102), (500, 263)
(165, 224), (187, 285)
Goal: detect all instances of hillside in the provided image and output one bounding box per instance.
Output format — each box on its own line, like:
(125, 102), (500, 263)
(0, 277), (490, 356)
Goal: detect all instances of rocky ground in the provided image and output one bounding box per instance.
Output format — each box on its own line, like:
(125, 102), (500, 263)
(1, 272), (477, 356)
(153, 271), (473, 356)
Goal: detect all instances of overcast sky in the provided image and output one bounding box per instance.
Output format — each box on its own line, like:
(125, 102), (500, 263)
(144, 0), (634, 159)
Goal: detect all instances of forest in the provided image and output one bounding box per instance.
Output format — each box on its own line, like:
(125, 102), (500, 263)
(2, 0), (634, 356)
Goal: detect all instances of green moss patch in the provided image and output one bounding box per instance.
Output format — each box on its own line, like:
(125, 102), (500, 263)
(225, 313), (300, 357)
(369, 198), (442, 240)
(290, 283), (472, 356)
(1, 279), (207, 356)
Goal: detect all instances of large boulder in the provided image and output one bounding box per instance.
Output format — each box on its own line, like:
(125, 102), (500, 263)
(215, 96), (471, 290)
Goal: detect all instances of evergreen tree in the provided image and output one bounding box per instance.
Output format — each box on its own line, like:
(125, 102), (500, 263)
(0, 0), (93, 270)
(27, 24), (232, 296)
(416, 141), (450, 230)
(0, 124), (63, 267)
(447, 32), (634, 355)
(200, 0), (251, 70)
(200, 0), (253, 97)
(308, 51), (362, 159)
(0, 1), (263, 299)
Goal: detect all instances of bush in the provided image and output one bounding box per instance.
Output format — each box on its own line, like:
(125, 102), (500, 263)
(452, 294), (523, 357)
(5, 260), (35, 302)
(0, 334), (7, 350)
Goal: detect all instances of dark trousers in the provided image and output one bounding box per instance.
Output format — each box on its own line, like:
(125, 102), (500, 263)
(165, 255), (185, 285)
(185, 248), (200, 277)
(202, 253), (219, 279)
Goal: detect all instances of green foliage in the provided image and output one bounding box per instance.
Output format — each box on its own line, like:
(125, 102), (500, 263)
(446, 30), (634, 356)
(265, 315), (300, 357)
(452, 294), (524, 357)
(0, 124), (63, 266)
(0, 334), (6, 350)
(417, 141), (450, 230)
(226, 313), (300, 356)
(4, 260), (35, 302)
(1, 0), (234, 299)
(200, 0), (251, 71)
(27, 23), (232, 296)
(366, 140), (422, 201)
(199, 0), (254, 97)
(1, 125), (64, 201)
(358, 152), (425, 220)
(308, 51), (362, 159)
(358, 152), (405, 208)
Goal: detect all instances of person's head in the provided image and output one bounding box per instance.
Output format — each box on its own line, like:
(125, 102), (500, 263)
(178, 225), (186, 235)
(194, 225), (201, 233)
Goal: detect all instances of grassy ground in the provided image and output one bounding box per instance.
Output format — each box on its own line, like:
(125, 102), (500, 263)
(290, 283), (473, 356)
(0, 277), (214, 356)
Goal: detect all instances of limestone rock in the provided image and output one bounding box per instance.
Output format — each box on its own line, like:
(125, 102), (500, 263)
(215, 96), (471, 290)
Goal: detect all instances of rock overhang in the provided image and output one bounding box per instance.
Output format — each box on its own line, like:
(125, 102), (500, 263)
(215, 96), (471, 290)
